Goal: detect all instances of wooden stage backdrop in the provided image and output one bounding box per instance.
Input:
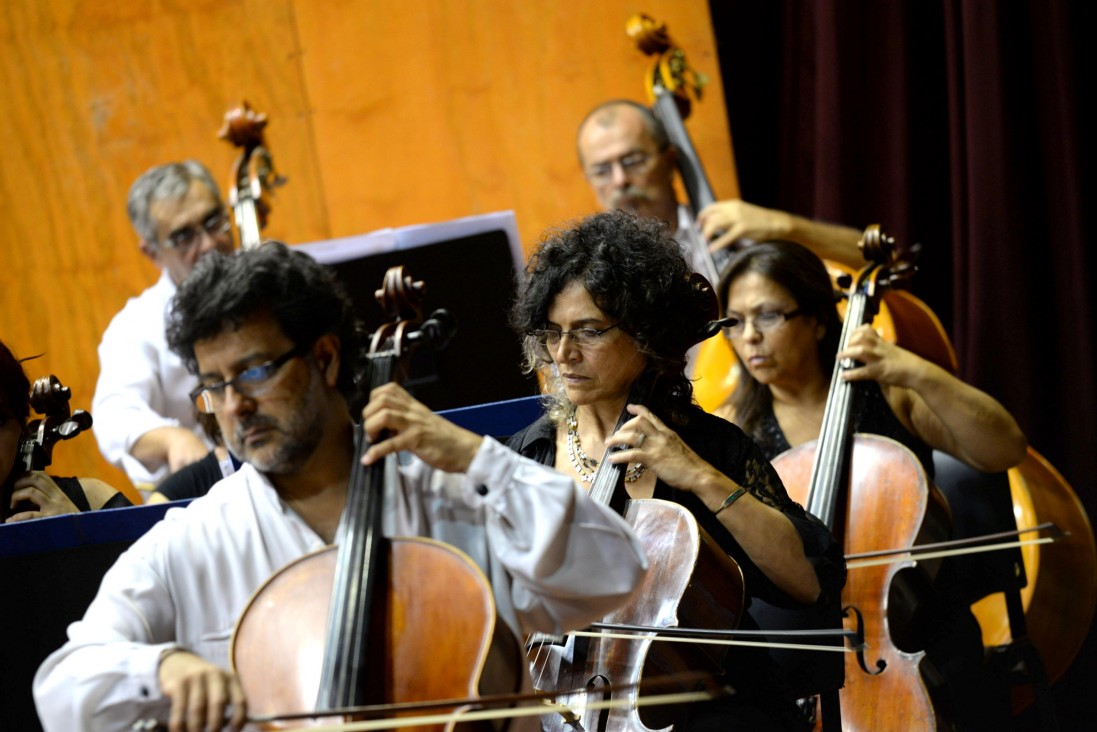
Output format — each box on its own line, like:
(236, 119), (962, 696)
(0, 0), (739, 500)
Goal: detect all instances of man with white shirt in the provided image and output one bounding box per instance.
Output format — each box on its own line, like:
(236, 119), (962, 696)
(575, 100), (864, 275)
(36, 242), (647, 732)
(92, 161), (234, 487)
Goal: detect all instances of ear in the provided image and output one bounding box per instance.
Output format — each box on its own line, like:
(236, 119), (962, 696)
(312, 334), (342, 387)
(139, 239), (160, 265)
(664, 144), (678, 168)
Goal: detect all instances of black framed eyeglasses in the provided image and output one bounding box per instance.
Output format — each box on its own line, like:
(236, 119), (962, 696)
(190, 344), (309, 414)
(162, 209), (232, 250)
(722, 309), (803, 338)
(527, 323), (621, 360)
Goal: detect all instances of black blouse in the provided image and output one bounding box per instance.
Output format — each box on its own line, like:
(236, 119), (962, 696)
(506, 405), (845, 611)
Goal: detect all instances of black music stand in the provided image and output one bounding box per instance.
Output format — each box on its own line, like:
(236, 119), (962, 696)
(298, 211), (537, 411)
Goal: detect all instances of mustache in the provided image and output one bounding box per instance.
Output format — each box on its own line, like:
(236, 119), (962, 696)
(234, 414), (279, 441)
(608, 186), (652, 210)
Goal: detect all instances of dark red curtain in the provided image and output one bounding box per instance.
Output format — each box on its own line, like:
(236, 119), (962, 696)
(711, 0), (1093, 726)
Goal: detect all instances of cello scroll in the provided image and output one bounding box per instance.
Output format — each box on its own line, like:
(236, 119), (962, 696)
(19, 375), (93, 473)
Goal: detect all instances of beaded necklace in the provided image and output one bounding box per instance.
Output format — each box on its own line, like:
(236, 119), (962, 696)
(565, 412), (646, 483)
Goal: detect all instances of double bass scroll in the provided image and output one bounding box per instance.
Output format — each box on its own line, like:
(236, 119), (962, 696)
(219, 101), (286, 251)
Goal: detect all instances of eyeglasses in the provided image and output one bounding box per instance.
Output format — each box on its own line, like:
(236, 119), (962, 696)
(161, 209), (232, 250)
(722, 310), (803, 338)
(190, 344), (309, 414)
(585, 151), (660, 184)
(528, 323), (621, 359)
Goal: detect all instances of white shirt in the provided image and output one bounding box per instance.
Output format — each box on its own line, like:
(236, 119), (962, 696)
(675, 205), (719, 378)
(33, 437), (647, 732)
(91, 271), (212, 487)
(675, 204), (720, 286)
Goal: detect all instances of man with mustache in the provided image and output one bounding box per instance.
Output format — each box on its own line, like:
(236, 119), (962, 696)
(575, 100), (863, 277)
(34, 243), (647, 732)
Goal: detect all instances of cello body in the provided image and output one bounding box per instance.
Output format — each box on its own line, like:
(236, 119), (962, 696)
(232, 536), (509, 731)
(530, 498), (744, 732)
(774, 435), (950, 731)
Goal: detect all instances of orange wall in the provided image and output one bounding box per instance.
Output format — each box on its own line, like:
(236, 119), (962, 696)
(0, 0), (738, 498)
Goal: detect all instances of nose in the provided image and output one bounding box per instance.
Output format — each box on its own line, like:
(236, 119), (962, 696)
(608, 161), (630, 187)
(220, 384), (256, 417)
(553, 333), (581, 362)
(194, 226), (223, 255)
(741, 320), (764, 342)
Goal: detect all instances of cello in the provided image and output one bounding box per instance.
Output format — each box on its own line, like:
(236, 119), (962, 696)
(625, 13), (958, 413)
(527, 275), (746, 732)
(2, 374), (95, 520)
(219, 101), (286, 251)
(230, 266), (518, 730)
(770, 226), (950, 730)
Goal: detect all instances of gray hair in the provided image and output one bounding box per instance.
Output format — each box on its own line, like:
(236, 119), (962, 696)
(575, 99), (671, 166)
(126, 160), (222, 243)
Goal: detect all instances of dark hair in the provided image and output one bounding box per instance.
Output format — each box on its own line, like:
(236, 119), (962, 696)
(718, 241), (842, 440)
(166, 242), (364, 403)
(0, 340), (31, 424)
(511, 209), (717, 424)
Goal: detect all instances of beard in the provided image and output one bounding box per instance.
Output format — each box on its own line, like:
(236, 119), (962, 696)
(226, 375), (329, 476)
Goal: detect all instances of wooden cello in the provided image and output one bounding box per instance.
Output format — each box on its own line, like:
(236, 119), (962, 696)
(219, 101), (286, 251)
(529, 277), (745, 732)
(230, 267), (517, 730)
(770, 226), (950, 730)
(626, 14), (958, 413)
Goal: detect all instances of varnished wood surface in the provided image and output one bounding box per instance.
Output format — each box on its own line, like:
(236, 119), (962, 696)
(0, 1), (738, 499)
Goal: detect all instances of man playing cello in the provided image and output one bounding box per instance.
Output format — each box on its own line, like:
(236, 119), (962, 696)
(34, 242), (648, 732)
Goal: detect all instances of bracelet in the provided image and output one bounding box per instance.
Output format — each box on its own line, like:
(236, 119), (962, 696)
(714, 487), (748, 515)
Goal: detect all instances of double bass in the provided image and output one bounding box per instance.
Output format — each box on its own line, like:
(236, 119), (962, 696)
(231, 267), (517, 730)
(625, 13), (958, 414)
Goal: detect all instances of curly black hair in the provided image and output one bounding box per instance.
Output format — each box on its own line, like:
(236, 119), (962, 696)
(166, 242), (364, 404)
(717, 240), (843, 441)
(0, 340), (31, 425)
(510, 209), (718, 424)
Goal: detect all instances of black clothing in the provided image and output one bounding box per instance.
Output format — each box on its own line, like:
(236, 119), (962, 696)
(753, 380), (935, 478)
(2, 475), (132, 520)
(506, 406), (844, 731)
(752, 381), (1012, 731)
(156, 450), (241, 501)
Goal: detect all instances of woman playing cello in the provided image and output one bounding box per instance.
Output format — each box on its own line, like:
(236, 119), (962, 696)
(507, 210), (845, 730)
(716, 240), (1028, 728)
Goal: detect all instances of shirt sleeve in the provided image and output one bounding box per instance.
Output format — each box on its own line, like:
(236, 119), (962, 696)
(465, 438), (649, 635)
(91, 279), (210, 487)
(32, 541), (179, 731)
